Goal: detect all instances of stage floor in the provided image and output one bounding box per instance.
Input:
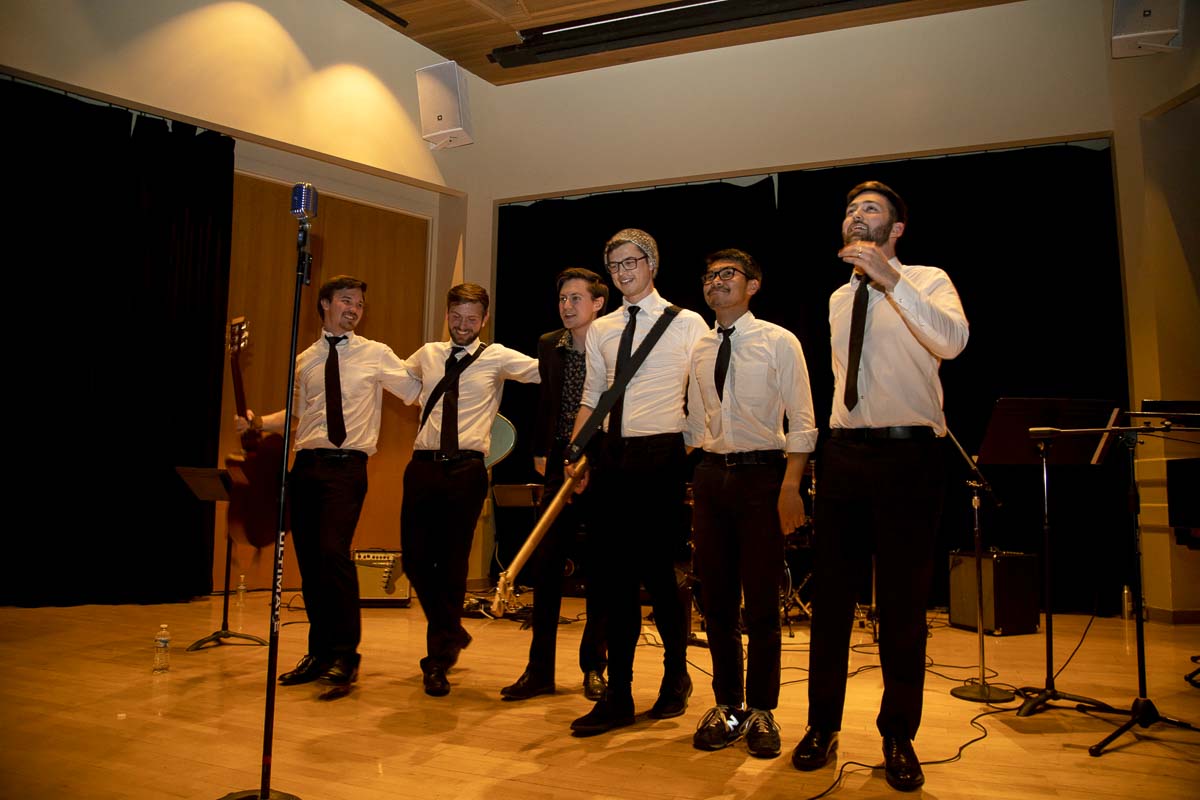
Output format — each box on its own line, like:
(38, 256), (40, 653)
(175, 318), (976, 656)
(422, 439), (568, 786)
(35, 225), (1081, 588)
(0, 593), (1197, 799)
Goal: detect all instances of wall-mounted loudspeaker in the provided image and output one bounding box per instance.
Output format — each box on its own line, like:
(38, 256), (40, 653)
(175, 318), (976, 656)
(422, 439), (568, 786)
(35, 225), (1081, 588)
(415, 61), (474, 150)
(1112, 0), (1185, 58)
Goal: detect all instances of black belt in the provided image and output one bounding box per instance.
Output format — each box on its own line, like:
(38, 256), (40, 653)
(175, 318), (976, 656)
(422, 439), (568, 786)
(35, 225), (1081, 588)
(702, 449), (785, 467)
(829, 426), (934, 441)
(412, 450), (485, 462)
(305, 448), (367, 461)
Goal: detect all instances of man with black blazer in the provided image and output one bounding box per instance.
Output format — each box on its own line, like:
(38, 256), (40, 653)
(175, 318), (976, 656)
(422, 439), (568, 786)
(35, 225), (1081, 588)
(501, 267), (610, 702)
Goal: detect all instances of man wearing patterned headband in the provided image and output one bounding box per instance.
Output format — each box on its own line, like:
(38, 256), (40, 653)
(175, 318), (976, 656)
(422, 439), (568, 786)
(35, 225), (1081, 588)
(565, 229), (708, 735)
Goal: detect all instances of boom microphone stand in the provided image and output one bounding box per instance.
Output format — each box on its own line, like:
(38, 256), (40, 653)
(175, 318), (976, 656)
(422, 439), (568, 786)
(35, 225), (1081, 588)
(220, 182), (318, 800)
(944, 427), (1013, 704)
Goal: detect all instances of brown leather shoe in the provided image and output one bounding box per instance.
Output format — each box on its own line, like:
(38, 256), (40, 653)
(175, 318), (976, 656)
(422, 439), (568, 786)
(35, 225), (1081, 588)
(882, 735), (925, 791)
(278, 654), (330, 686)
(791, 728), (838, 771)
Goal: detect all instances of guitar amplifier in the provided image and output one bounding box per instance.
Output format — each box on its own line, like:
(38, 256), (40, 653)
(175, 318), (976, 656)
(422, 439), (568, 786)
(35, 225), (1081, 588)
(354, 549), (411, 607)
(949, 551), (1038, 636)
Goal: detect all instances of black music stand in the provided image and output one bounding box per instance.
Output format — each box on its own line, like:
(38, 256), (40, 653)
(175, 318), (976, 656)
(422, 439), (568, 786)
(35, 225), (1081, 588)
(1083, 405), (1198, 756)
(976, 398), (1122, 719)
(175, 467), (268, 651)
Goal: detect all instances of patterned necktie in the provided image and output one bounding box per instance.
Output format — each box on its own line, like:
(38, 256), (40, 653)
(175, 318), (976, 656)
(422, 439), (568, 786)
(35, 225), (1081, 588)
(714, 326), (735, 403)
(325, 335), (347, 447)
(609, 306), (640, 438)
(844, 277), (870, 411)
(440, 346), (465, 454)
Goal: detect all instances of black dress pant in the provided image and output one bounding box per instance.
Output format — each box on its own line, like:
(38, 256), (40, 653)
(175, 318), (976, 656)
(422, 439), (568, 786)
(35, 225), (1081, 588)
(288, 448), (369, 659)
(591, 432), (690, 689)
(525, 440), (607, 679)
(807, 436), (945, 739)
(692, 456), (786, 710)
(400, 456), (489, 669)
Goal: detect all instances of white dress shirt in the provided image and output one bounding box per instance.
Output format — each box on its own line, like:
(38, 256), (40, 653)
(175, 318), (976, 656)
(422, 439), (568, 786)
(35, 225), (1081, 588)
(580, 289), (708, 441)
(292, 331), (416, 455)
(688, 311), (818, 454)
(829, 259), (969, 435)
(402, 339), (539, 455)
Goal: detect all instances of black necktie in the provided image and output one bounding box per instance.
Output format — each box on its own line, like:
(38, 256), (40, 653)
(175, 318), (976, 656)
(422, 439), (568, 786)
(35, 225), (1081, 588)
(609, 306), (640, 438)
(714, 326), (735, 403)
(325, 335), (347, 447)
(440, 346), (465, 454)
(844, 277), (870, 411)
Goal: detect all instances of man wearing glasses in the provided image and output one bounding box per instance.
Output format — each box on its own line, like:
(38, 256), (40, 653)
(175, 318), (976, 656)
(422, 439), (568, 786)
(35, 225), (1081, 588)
(790, 182), (968, 791)
(566, 229), (708, 735)
(686, 249), (816, 758)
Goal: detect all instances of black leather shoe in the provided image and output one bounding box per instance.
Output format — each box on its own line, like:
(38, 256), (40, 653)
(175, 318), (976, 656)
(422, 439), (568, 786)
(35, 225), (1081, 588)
(447, 629), (473, 668)
(570, 693), (636, 736)
(421, 657), (450, 697)
(882, 735), (925, 792)
(791, 728), (838, 771)
(647, 671), (692, 719)
(583, 669), (607, 701)
(319, 654), (360, 686)
(279, 654), (330, 686)
(500, 670), (555, 700)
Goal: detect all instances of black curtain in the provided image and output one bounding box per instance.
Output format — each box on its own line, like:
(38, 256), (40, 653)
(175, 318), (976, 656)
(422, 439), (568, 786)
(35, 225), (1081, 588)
(2, 79), (233, 605)
(495, 145), (1130, 614)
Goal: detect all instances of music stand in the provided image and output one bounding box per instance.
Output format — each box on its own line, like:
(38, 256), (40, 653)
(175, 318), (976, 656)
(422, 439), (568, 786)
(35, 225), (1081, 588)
(175, 467), (268, 650)
(976, 398), (1121, 718)
(1082, 405), (1197, 756)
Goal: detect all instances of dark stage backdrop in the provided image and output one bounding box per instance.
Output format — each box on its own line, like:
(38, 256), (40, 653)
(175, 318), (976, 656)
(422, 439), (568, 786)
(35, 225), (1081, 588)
(2, 79), (232, 606)
(494, 144), (1131, 615)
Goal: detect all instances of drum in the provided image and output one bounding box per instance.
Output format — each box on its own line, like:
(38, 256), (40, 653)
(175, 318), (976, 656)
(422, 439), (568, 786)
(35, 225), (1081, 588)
(486, 413), (516, 468)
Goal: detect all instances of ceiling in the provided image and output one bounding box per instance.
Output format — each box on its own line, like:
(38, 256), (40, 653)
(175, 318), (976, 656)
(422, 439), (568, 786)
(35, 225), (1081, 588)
(342, 0), (1017, 86)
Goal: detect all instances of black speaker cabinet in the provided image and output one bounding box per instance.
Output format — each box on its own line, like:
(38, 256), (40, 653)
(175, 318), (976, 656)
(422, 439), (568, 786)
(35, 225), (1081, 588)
(949, 551), (1039, 636)
(354, 549), (411, 607)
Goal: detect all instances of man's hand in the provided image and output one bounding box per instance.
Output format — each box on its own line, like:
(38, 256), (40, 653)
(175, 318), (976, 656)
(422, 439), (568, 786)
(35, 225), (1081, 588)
(778, 487), (807, 534)
(838, 241), (899, 292)
(564, 459), (590, 494)
(235, 409), (261, 434)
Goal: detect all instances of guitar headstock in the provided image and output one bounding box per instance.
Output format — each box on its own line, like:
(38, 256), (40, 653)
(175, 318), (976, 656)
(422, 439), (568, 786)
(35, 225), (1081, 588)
(229, 317), (250, 357)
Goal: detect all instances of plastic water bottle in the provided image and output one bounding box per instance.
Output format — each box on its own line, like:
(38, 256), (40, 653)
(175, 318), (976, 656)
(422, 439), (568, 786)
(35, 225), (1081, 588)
(152, 624), (171, 673)
(236, 574), (247, 608)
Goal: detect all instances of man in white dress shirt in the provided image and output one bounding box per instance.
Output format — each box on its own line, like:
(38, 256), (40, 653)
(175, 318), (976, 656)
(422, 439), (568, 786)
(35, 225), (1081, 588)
(241, 275), (414, 692)
(397, 282), (540, 697)
(687, 249), (816, 758)
(566, 229), (709, 735)
(789, 182), (968, 792)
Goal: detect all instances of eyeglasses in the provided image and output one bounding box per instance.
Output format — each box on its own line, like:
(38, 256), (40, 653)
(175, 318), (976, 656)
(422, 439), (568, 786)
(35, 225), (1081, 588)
(605, 255), (647, 274)
(701, 266), (748, 285)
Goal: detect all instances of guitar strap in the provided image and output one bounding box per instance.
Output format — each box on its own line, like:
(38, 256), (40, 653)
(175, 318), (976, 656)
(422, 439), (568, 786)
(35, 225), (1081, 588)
(418, 342), (489, 432)
(565, 305), (681, 462)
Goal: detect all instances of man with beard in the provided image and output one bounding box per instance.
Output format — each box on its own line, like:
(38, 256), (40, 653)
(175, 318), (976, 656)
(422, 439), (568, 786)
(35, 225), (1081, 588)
(240, 275), (414, 692)
(790, 182), (968, 792)
(398, 282), (540, 697)
(501, 267), (610, 703)
(566, 229), (708, 736)
(686, 249), (816, 759)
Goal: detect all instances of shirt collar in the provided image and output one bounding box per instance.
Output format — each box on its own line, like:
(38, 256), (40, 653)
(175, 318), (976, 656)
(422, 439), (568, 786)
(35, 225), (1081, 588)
(321, 329), (355, 347)
(713, 309), (754, 332)
(448, 338), (483, 356)
(622, 287), (667, 315)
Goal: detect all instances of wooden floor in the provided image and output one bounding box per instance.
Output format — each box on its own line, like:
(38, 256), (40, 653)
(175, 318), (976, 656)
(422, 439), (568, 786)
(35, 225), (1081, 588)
(1, 594), (1197, 800)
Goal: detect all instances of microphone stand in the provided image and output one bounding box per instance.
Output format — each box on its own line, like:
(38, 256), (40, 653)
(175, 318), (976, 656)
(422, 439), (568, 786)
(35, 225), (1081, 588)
(944, 427), (1014, 704)
(220, 190), (315, 800)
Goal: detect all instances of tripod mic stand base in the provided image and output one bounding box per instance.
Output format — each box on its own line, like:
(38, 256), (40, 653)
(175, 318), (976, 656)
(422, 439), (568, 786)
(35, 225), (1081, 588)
(1017, 687), (1119, 718)
(952, 682), (1015, 703)
(219, 790), (301, 800)
(188, 629), (269, 651)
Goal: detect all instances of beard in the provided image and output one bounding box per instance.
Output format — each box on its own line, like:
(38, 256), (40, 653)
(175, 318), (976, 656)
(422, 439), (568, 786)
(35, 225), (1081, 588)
(843, 217), (893, 246)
